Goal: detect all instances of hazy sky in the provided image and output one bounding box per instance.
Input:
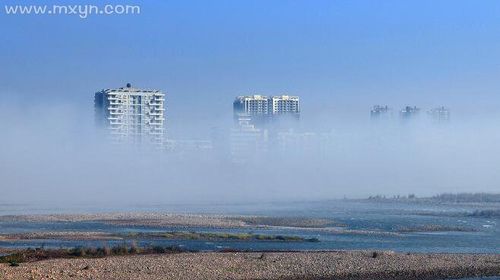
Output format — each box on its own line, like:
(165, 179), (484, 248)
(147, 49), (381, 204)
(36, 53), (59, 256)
(1, 1), (500, 204)
(2, 1), (500, 118)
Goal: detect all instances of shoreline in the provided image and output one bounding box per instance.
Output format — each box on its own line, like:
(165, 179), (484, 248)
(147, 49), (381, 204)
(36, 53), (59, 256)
(0, 212), (474, 237)
(1, 251), (499, 280)
(0, 213), (338, 229)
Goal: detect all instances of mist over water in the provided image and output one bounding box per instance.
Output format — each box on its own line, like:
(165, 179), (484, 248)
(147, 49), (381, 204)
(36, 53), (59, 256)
(1, 0), (499, 210)
(1, 97), (499, 207)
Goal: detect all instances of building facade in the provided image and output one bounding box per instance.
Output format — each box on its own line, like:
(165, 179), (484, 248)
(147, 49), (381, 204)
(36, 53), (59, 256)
(233, 95), (300, 125)
(231, 94), (300, 162)
(270, 95), (300, 115)
(233, 95), (271, 115)
(94, 83), (165, 146)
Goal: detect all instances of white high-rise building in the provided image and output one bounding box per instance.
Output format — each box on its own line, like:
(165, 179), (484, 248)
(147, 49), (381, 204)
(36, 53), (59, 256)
(233, 95), (300, 125)
(231, 94), (299, 161)
(233, 95), (271, 115)
(95, 83), (165, 146)
(270, 95), (300, 115)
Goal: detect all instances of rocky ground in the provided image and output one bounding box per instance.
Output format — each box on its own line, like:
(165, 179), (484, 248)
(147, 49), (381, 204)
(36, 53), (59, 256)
(0, 251), (499, 280)
(0, 213), (398, 239)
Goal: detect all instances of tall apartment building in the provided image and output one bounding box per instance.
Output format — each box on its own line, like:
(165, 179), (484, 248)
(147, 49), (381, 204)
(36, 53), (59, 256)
(94, 83), (165, 146)
(231, 95), (299, 161)
(270, 95), (300, 115)
(233, 95), (271, 115)
(233, 95), (300, 125)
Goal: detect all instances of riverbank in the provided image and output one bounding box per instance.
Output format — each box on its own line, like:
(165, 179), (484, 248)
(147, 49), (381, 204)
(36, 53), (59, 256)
(1, 251), (499, 280)
(0, 231), (318, 242)
(0, 213), (338, 229)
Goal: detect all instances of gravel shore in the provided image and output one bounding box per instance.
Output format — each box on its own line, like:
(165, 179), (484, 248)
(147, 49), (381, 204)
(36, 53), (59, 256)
(0, 213), (334, 229)
(1, 251), (499, 280)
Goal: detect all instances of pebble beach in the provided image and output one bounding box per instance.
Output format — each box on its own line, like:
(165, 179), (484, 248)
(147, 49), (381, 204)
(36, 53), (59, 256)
(1, 251), (499, 280)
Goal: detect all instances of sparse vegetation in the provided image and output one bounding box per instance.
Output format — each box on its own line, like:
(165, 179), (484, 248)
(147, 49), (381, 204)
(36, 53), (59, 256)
(129, 241), (139, 254)
(431, 193), (500, 203)
(232, 217), (339, 228)
(0, 244), (187, 264)
(367, 192), (500, 204)
(395, 225), (476, 233)
(2, 230), (318, 243)
(368, 194), (418, 200)
(0, 232), (319, 264)
(69, 247), (86, 257)
(111, 244), (129, 255)
(305, 237), (320, 242)
(127, 231), (315, 242)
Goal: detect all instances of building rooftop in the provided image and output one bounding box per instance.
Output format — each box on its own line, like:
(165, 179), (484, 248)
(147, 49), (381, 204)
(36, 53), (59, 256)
(271, 95), (299, 100)
(235, 95), (269, 100)
(235, 95), (299, 101)
(101, 83), (163, 94)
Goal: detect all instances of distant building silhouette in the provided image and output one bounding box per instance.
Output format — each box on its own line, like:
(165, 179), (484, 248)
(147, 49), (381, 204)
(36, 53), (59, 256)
(428, 106), (450, 122)
(399, 106), (420, 120)
(370, 105), (392, 119)
(94, 83), (165, 146)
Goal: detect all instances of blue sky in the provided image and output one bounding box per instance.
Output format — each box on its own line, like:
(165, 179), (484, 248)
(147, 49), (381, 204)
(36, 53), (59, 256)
(2, 0), (500, 122)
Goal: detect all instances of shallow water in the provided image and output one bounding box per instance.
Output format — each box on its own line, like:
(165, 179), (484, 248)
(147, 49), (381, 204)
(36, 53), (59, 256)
(0, 200), (498, 253)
